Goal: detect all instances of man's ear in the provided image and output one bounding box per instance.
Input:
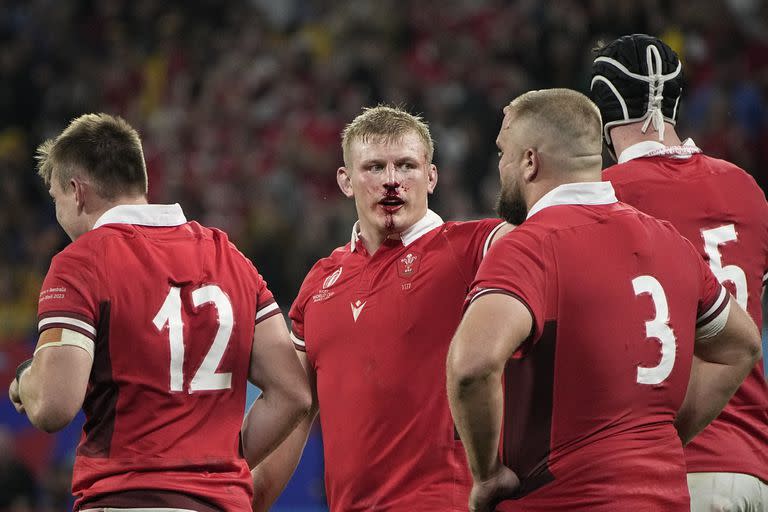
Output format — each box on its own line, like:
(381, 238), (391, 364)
(337, 167), (354, 198)
(71, 176), (93, 214)
(522, 148), (539, 183)
(427, 164), (438, 194)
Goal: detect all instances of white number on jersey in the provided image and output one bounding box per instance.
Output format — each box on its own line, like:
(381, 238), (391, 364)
(633, 275), (677, 385)
(153, 285), (234, 392)
(701, 225), (748, 309)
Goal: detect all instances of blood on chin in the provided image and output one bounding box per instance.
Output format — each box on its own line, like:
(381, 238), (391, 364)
(384, 213), (397, 231)
(373, 210), (401, 232)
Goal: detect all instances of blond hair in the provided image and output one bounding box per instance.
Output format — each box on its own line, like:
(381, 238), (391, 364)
(341, 105), (434, 166)
(36, 113), (148, 199)
(506, 88), (603, 158)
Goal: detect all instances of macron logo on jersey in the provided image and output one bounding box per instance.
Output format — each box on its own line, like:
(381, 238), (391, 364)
(351, 300), (367, 322)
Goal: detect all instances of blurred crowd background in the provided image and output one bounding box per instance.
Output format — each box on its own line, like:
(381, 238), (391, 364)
(2, 0), (768, 510)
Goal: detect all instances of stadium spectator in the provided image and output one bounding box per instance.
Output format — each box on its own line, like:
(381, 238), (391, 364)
(446, 88), (761, 511)
(592, 33), (768, 511)
(248, 105), (511, 511)
(2, 1), (767, 335)
(7, 113), (311, 510)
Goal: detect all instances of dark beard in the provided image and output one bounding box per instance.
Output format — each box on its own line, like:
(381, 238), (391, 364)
(496, 184), (528, 226)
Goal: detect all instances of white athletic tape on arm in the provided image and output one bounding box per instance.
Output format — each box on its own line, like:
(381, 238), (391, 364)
(34, 328), (95, 359)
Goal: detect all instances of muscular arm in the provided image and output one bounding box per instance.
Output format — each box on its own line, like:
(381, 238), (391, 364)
(9, 328), (92, 433)
(675, 297), (762, 444)
(251, 350), (318, 512)
(242, 315), (312, 471)
(447, 293), (532, 482)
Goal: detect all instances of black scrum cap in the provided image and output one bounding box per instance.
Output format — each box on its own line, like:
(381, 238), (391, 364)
(590, 34), (683, 148)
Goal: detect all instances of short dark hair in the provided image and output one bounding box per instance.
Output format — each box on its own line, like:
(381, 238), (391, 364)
(36, 113), (148, 199)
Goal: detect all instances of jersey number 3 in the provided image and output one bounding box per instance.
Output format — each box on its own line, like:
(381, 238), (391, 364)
(153, 285), (234, 393)
(633, 275), (676, 385)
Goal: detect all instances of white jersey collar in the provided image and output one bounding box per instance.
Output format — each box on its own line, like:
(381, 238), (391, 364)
(93, 204), (187, 229)
(527, 182), (617, 220)
(618, 138), (700, 164)
(350, 209), (444, 252)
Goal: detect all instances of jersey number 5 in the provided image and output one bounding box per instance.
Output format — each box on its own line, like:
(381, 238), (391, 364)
(153, 285), (234, 393)
(702, 225), (748, 309)
(633, 275), (676, 385)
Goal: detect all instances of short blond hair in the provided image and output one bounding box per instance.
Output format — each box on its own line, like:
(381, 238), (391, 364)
(36, 113), (148, 199)
(341, 105), (434, 166)
(506, 88), (603, 156)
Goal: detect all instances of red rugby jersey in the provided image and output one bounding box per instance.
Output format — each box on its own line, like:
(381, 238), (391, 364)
(290, 210), (506, 512)
(469, 182), (728, 511)
(605, 141), (768, 481)
(36, 204), (280, 511)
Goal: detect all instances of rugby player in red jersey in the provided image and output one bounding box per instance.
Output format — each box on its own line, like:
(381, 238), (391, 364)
(593, 34), (768, 510)
(250, 105), (513, 511)
(447, 89), (761, 511)
(8, 113), (311, 511)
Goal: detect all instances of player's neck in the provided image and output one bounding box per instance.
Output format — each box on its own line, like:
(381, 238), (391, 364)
(610, 122), (683, 161)
(85, 195), (150, 232)
(527, 170), (603, 209)
(356, 224), (402, 256)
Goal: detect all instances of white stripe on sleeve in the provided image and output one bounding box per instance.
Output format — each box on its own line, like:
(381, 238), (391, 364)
(38, 316), (96, 336)
(697, 287), (727, 323)
(255, 302), (280, 321)
(470, 288), (509, 304)
(482, 222), (508, 258)
(696, 298), (731, 340)
(696, 287), (730, 340)
(290, 331), (306, 347)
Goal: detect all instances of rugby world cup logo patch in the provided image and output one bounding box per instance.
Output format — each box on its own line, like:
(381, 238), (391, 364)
(397, 252), (420, 279)
(323, 267), (343, 289)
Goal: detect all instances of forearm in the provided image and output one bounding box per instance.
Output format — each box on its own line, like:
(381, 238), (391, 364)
(251, 409), (317, 512)
(677, 299), (762, 444)
(448, 368), (504, 481)
(675, 353), (756, 444)
(18, 360), (68, 432)
(242, 392), (311, 469)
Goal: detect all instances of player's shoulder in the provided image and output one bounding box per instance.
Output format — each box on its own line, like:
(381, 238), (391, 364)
(700, 154), (766, 194)
(491, 217), (550, 250)
(444, 218), (504, 232)
(75, 222), (137, 247)
(516, 202), (645, 241)
(605, 153), (755, 184)
(442, 218), (507, 245)
(602, 160), (631, 179)
(53, 227), (115, 265)
(618, 202), (692, 245)
(296, 243), (353, 296)
(315, 242), (353, 272)
(197, 223), (269, 279)
(602, 158), (664, 186)
(185, 221), (228, 243)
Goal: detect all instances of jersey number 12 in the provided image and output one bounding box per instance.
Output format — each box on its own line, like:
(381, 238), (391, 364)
(153, 285), (234, 393)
